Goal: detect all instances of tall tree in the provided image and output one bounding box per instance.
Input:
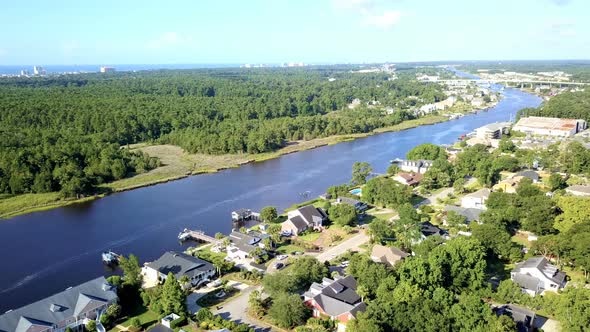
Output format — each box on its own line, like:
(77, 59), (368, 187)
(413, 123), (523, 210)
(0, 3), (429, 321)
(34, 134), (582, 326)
(351, 161), (372, 186)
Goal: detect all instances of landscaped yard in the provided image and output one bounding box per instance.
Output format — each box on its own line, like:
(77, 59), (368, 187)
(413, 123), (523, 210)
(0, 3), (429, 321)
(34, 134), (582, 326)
(275, 244), (306, 254)
(298, 231), (321, 242)
(196, 287), (241, 308)
(108, 303), (159, 332)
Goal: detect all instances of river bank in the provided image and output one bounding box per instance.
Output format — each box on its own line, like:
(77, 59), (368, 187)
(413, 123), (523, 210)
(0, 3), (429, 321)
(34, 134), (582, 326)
(0, 115), (448, 219)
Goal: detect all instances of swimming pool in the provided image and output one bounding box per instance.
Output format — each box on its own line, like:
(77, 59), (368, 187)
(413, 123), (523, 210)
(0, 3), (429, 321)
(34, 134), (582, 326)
(349, 188), (362, 196)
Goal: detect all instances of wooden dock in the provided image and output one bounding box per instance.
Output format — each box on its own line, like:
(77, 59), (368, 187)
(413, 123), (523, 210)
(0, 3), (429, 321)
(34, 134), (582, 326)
(178, 229), (219, 243)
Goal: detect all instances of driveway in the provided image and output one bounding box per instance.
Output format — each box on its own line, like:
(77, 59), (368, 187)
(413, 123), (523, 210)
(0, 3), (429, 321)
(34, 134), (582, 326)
(212, 286), (275, 332)
(314, 231), (369, 262)
(414, 187), (454, 207)
(186, 280), (248, 314)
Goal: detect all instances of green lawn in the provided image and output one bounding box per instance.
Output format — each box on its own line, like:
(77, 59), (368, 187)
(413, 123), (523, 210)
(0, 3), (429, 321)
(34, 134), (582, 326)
(275, 244), (306, 254)
(0, 192), (99, 219)
(108, 303), (159, 332)
(298, 231), (321, 242)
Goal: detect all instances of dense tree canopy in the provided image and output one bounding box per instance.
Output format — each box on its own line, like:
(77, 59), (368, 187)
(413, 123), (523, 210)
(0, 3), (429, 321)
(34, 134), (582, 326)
(0, 68), (444, 197)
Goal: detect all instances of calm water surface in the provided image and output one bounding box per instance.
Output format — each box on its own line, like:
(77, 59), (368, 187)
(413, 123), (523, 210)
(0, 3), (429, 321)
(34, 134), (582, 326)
(0, 77), (542, 311)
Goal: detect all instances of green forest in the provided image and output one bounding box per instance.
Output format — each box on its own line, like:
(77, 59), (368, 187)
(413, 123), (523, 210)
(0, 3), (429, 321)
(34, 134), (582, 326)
(0, 67), (444, 197)
(518, 88), (590, 122)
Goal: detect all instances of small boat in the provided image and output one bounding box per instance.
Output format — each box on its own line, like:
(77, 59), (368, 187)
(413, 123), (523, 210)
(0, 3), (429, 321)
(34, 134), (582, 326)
(102, 251), (119, 265)
(178, 229), (191, 241)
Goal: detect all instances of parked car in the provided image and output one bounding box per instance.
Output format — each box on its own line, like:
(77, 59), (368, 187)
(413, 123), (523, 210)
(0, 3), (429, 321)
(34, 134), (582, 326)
(274, 262), (285, 269)
(293, 251), (304, 255)
(276, 255), (288, 260)
(340, 261), (349, 268)
(207, 279), (222, 288)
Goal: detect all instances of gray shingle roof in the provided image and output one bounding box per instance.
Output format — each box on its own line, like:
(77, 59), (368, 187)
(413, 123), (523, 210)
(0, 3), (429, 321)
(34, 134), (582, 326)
(515, 170), (539, 181)
(297, 205), (327, 224)
(463, 188), (491, 200)
(147, 251), (214, 280)
(495, 304), (536, 332)
(306, 276), (364, 317)
(0, 277), (117, 332)
(445, 205), (483, 222)
(289, 216), (308, 231)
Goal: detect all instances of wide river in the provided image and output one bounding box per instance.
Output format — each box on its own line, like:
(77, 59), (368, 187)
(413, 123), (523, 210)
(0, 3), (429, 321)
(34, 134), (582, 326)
(0, 74), (542, 312)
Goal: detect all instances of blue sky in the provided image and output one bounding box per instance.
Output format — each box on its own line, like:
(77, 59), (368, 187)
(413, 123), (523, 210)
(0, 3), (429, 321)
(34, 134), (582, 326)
(0, 0), (588, 65)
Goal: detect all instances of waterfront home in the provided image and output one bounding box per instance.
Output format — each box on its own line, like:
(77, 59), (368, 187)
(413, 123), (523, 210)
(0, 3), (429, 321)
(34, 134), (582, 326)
(334, 197), (368, 212)
(143, 251), (215, 288)
(494, 304), (536, 332)
(370, 245), (409, 267)
(460, 188), (490, 209)
(303, 276), (366, 332)
(392, 159), (433, 174)
(393, 172), (423, 186)
(281, 205), (327, 236)
(510, 257), (566, 296)
(0, 277), (117, 332)
(565, 185), (590, 197)
(226, 230), (270, 260)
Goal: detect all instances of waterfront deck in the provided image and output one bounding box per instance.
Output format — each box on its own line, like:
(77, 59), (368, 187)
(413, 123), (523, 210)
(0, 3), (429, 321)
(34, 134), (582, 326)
(178, 229), (219, 244)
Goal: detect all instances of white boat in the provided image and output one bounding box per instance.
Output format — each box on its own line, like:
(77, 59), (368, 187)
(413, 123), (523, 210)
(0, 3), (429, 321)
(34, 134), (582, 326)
(102, 251), (119, 264)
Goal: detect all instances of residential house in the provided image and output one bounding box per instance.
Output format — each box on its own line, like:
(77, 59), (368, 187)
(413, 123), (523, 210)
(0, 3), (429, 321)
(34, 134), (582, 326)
(494, 304), (536, 332)
(0, 277), (118, 332)
(281, 205), (327, 236)
(226, 230), (270, 260)
(460, 188), (490, 209)
(565, 185), (590, 197)
(514, 170), (540, 183)
(335, 197), (368, 212)
(143, 251), (215, 287)
(303, 276), (366, 332)
(493, 177), (523, 193)
(414, 222), (447, 244)
(370, 245), (409, 267)
(393, 159), (433, 174)
(444, 205), (483, 224)
(393, 172), (423, 186)
(510, 257), (566, 296)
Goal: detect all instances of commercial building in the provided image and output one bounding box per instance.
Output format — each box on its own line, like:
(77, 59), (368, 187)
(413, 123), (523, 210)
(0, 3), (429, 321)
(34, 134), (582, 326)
(475, 122), (512, 140)
(0, 277), (118, 332)
(100, 66), (116, 73)
(513, 116), (587, 137)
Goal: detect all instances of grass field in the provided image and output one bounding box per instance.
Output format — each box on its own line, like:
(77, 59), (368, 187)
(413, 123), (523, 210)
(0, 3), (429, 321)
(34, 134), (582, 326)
(0, 115), (449, 219)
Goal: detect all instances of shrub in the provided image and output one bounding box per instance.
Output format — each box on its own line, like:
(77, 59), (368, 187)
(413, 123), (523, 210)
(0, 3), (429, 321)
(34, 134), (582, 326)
(170, 315), (187, 329)
(129, 317), (142, 329)
(85, 320), (97, 332)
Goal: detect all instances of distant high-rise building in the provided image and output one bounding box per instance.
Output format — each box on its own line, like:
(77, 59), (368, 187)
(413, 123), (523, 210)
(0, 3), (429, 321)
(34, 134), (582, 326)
(100, 66), (116, 73)
(20, 69), (30, 76)
(33, 66), (46, 75)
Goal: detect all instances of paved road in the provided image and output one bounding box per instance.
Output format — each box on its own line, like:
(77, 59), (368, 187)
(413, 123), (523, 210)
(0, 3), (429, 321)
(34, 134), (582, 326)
(212, 286), (275, 332)
(314, 231), (369, 262)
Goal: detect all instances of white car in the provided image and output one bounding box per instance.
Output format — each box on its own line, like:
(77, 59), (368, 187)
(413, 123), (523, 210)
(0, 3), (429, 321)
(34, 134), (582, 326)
(276, 255), (288, 260)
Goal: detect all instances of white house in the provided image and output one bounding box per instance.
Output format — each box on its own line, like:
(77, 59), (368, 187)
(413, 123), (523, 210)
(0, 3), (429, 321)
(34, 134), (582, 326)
(143, 251), (215, 288)
(460, 188), (490, 209)
(510, 257), (566, 296)
(281, 205), (327, 236)
(393, 159), (433, 174)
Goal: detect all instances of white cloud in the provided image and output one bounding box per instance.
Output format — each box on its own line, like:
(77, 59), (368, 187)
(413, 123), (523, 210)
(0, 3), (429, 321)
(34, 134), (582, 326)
(549, 0), (572, 6)
(332, 0), (377, 10)
(146, 32), (192, 50)
(362, 10), (402, 28)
